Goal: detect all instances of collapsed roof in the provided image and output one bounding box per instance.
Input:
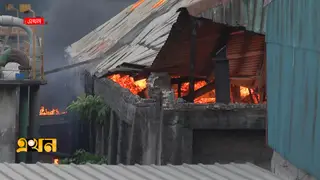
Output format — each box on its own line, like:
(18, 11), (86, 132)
(65, 0), (269, 88)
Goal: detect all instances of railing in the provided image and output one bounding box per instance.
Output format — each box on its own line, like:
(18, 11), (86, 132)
(0, 25), (45, 81)
(0, 44), (44, 81)
(0, 27), (28, 36)
(21, 40), (45, 80)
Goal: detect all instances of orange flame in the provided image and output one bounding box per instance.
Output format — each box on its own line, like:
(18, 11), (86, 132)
(152, 0), (166, 8)
(108, 74), (146, 95)
(130, 0), (145, 11)
(174, 81), (216, 103)
(39, 106), (66, 116)
(53, 158), (59, 164)
(108, 74), (261, 104)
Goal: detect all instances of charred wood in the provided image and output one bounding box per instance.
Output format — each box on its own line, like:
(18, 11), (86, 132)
(171, 77), (206, 84)
(182, 81), (215, 100)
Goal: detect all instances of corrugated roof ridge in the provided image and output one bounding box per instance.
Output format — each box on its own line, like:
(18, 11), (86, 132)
(67, 0), (161, 60)
(93, 0), (190, 76)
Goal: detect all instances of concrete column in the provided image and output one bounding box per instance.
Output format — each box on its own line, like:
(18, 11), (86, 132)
(17, 86), (29, 163)
(107, 111), (118, 165)
(162, 111), (193, 164)
(28, 85), (40, 163)
(116, 119), (123, 164)
(0, 86), (19, 163)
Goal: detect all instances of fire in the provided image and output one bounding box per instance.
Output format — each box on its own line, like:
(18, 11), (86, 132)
(130, 0), (144, 11)
(173, 81), (216, 103)
(108, 74), (261, 104)
(108, 74), (146, 95)
(39, 106), (66, 116)
(152, 0), (166, 8)
(53, 158), (59, 164)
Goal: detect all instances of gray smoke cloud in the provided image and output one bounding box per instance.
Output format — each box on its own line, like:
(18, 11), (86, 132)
(1, 0), (134, 109)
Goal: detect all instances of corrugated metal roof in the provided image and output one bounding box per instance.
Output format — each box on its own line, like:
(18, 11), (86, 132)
(66, 0), (269, 76)
(66, 0), (185, 65)
(93, 0), (194, 77)
(0, 162), (283, 180)
(195, 0), (268, 34)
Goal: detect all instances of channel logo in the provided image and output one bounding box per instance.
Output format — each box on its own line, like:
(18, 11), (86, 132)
(16, 138), (57, 153)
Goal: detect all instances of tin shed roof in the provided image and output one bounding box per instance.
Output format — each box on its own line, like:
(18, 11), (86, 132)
(0, 162), (282, 180)
(66, 0), (268, 77)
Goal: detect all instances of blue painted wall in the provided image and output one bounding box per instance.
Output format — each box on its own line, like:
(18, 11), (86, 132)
(266, 0), (320, 178)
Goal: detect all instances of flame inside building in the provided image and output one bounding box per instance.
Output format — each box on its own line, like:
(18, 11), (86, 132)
(39, 106), (66, 116)
(108, 74), (261, 104)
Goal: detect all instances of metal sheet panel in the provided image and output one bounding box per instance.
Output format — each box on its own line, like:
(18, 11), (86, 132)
(0, 163), (283, 180)
(266, 0), (320, 178)
(197, 0), (268, 34)
(65, 0), (182, 64)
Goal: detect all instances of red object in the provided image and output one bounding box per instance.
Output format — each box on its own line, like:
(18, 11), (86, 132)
(24, 17), (45, 25)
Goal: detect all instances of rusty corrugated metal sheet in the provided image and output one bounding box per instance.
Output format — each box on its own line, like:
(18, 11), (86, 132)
(147, 14), (229, 78)
(147, 13), (265, 88)
(228, 32), (265, 87)
(266, 0), (320, 179)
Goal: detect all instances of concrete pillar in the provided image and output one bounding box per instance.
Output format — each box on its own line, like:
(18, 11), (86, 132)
(107, 111), (118, 165)
(214, 47), (230, 104)
(162, 111), (193, 164)
(28, 85), (40, 163)
(0, 86), (19, 163)
(17, 86), (30, 163)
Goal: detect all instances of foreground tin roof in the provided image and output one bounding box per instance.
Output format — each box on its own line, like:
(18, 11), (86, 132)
(0, 162), (283, 180)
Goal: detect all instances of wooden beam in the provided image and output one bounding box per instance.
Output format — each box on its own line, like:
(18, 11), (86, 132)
(182, 80), (215, 99)
(231, 85), (241, 102)
(194, 81), (215, 98)
(178, 82), (182, 97)
(188, 17), (198, 102)
(171, 77), (206, 84)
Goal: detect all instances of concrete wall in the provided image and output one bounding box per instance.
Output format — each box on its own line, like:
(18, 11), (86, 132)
(0, 87), (19, 162)
(193, 130), (272, 170)
(93, 76), (269, 168)
(271, 152), (316, 180)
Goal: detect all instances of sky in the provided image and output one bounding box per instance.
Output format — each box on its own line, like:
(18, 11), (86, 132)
(0, 0), (135, 109)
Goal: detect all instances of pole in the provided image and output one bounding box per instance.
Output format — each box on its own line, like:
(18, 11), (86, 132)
(31, 10), (36, 79)
(188, 18), (197, 102)
(41, 25), (44, 80)
(32, 26), (36, 79)
(16, 10), (20, 50)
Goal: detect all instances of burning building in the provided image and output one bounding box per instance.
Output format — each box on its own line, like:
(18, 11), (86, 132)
(67, 0), (269, 167)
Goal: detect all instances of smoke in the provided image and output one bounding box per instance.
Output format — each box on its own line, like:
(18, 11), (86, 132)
(1, 0), (134, 109)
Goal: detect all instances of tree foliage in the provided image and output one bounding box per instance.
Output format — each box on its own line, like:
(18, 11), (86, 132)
(60, 149), (107, 164)
(67, 95), (110, 124)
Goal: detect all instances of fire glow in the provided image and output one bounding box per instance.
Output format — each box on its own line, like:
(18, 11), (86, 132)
(152, 0), (166, 8)
(108, 74), (261, 104)
(53, 158), (59, 164)
(130, 0), (144, 11)
(39, 106), (66, 116)
(109, 74), (147, 95)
